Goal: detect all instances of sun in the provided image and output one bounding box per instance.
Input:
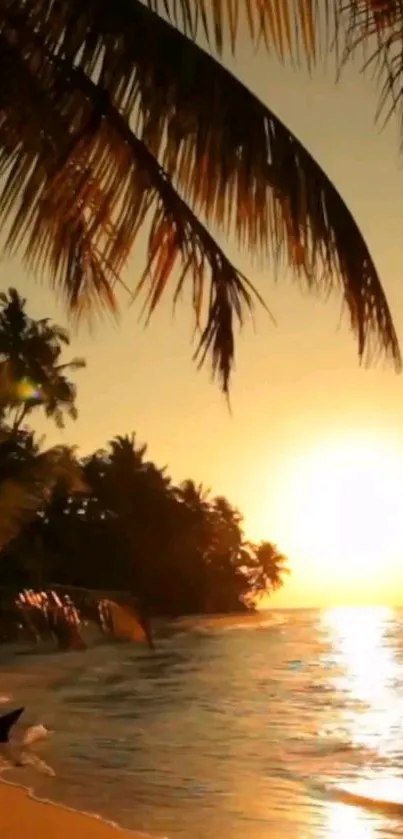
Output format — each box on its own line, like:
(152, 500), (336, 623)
(272, 435), (403, 594)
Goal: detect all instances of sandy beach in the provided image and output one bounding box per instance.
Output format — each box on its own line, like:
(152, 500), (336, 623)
(0, 781), (135, 839)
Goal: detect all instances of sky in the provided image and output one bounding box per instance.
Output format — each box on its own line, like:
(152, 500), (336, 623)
(4, 35), (403, 608)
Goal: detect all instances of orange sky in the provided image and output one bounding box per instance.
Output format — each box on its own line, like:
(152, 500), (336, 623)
(4, 42), (403, 607)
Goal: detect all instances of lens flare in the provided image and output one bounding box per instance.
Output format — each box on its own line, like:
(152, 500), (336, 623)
(16, 378), (43, 402)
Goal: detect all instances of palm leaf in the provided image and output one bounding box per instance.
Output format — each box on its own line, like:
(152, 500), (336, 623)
(343, 2), (403, 140)
(1, 0), (401, 391)
(146, 0), (320, 59)
(0, 25), (259, 391)
(4, 0), (323, 62)
(150, 0), (403, 151)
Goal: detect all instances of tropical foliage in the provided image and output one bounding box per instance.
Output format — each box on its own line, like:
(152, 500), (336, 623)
(2, 0), (403, 392)
(0, 288), (85, 431)
(0, 433), (289, 616)
(0, 291), (85, 554)
(0, 296), (289, 623)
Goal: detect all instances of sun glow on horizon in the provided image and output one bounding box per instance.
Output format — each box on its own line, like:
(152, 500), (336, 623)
(270, 435), (403, 605)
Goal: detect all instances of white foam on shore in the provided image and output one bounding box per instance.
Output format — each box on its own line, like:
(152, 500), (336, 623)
(189, 612), (286, 634)
(0, 775), (164, 838)
(22, 723), (50, 746)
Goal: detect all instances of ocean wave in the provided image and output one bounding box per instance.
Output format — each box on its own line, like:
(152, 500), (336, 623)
(0, 718), (53, 777)
(189, 613), (286, 635)
(307, 774), (403, 819)
(326, 783), (403, 817)
(1, 608), (403, 839)
(287, 735), (356, 757)
(219, 619), (286, 633)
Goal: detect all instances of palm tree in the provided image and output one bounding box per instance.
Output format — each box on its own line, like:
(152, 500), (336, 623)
(176, 480), (211, 521)
(3, 1), (402, 392)
(0, 288), (85, 431)
(0, 429), (85, 554)
(0, 326), (86, 567)
(246, 541), (290, 597)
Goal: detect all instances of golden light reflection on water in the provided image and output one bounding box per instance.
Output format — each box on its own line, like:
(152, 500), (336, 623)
(326, 801), (374, 839)
(320, 606), (403, 838)
(324, 606), (400, 753)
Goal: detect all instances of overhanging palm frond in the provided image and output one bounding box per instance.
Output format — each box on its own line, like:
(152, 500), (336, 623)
(1, 0), (401, 390)
(4, 0), (323, 62)
(344, 2), (403, 140)
(149, 0), (403, 152)
(149, 0), (399, 59)
(149, 0), (403, 153)
(0, 25), (258, 391)
(16, 0), (396, 81)
(146, 0), (321, 59)
(292, 1), (403, 144)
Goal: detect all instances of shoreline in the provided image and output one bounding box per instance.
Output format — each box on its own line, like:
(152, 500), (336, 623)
(0, 776), (146, 839)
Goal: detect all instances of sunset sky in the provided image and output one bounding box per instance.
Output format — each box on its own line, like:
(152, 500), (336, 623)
(4, 41), (403, 608)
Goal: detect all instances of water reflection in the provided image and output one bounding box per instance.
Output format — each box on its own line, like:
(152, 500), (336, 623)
(320, 606), (402, 838)
(324, 606), (401, 756)
(325, 607), (394, 696)
(325, 801), (375, 839)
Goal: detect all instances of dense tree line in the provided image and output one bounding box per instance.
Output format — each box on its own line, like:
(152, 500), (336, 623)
(0, 289), (289, 618)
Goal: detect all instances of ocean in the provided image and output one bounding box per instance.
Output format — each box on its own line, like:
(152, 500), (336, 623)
(1, 607), (403, 839)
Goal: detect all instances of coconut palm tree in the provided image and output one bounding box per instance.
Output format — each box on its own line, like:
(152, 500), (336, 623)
(2, 1), (402, 392)
(245, 540), (290, 597)
(256, 541), (290, 592)
(0, 428), (85, 554)
(0, 297), (87, 574)
(177, 480), (211, 508)
(0, 288), (85, 431)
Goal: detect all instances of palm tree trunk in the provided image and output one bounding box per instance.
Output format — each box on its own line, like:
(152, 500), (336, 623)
(11, 404), (30, 435)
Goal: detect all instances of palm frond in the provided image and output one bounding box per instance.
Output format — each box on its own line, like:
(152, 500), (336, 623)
(1, 0), (401, 388)
(149, 0), (403, 149)
(16, 0), (397, 78)
(3, 0), (324, 63)
(0, 22), (259, 391)
(57, 358), (87, 373)
(147, 0), (322, 60)
(347, 2), (403, 140)
(307, 2), (403, 143)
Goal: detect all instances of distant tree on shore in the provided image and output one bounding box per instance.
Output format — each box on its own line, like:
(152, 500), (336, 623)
(0, 288), (85, 432)
(0, 431), (290, 615)
(0, 297), (85, 564)
(0, 293), (290, 617)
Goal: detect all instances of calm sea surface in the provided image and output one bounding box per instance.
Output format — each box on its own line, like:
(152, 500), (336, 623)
(1, 607), (403, 839)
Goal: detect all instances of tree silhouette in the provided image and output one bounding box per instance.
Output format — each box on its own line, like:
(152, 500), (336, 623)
(0, 288), (85, 431)
(244, 541), (290, 601)
(1, 430), (291, 616)
(2, 2), (402, 391)
(0, 294), (291, 618)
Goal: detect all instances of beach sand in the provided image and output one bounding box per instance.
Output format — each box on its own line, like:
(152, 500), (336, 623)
(0, 781), (135, 839)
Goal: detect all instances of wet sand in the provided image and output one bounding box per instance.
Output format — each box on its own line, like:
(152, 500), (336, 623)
(0, 781), (136, 839)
